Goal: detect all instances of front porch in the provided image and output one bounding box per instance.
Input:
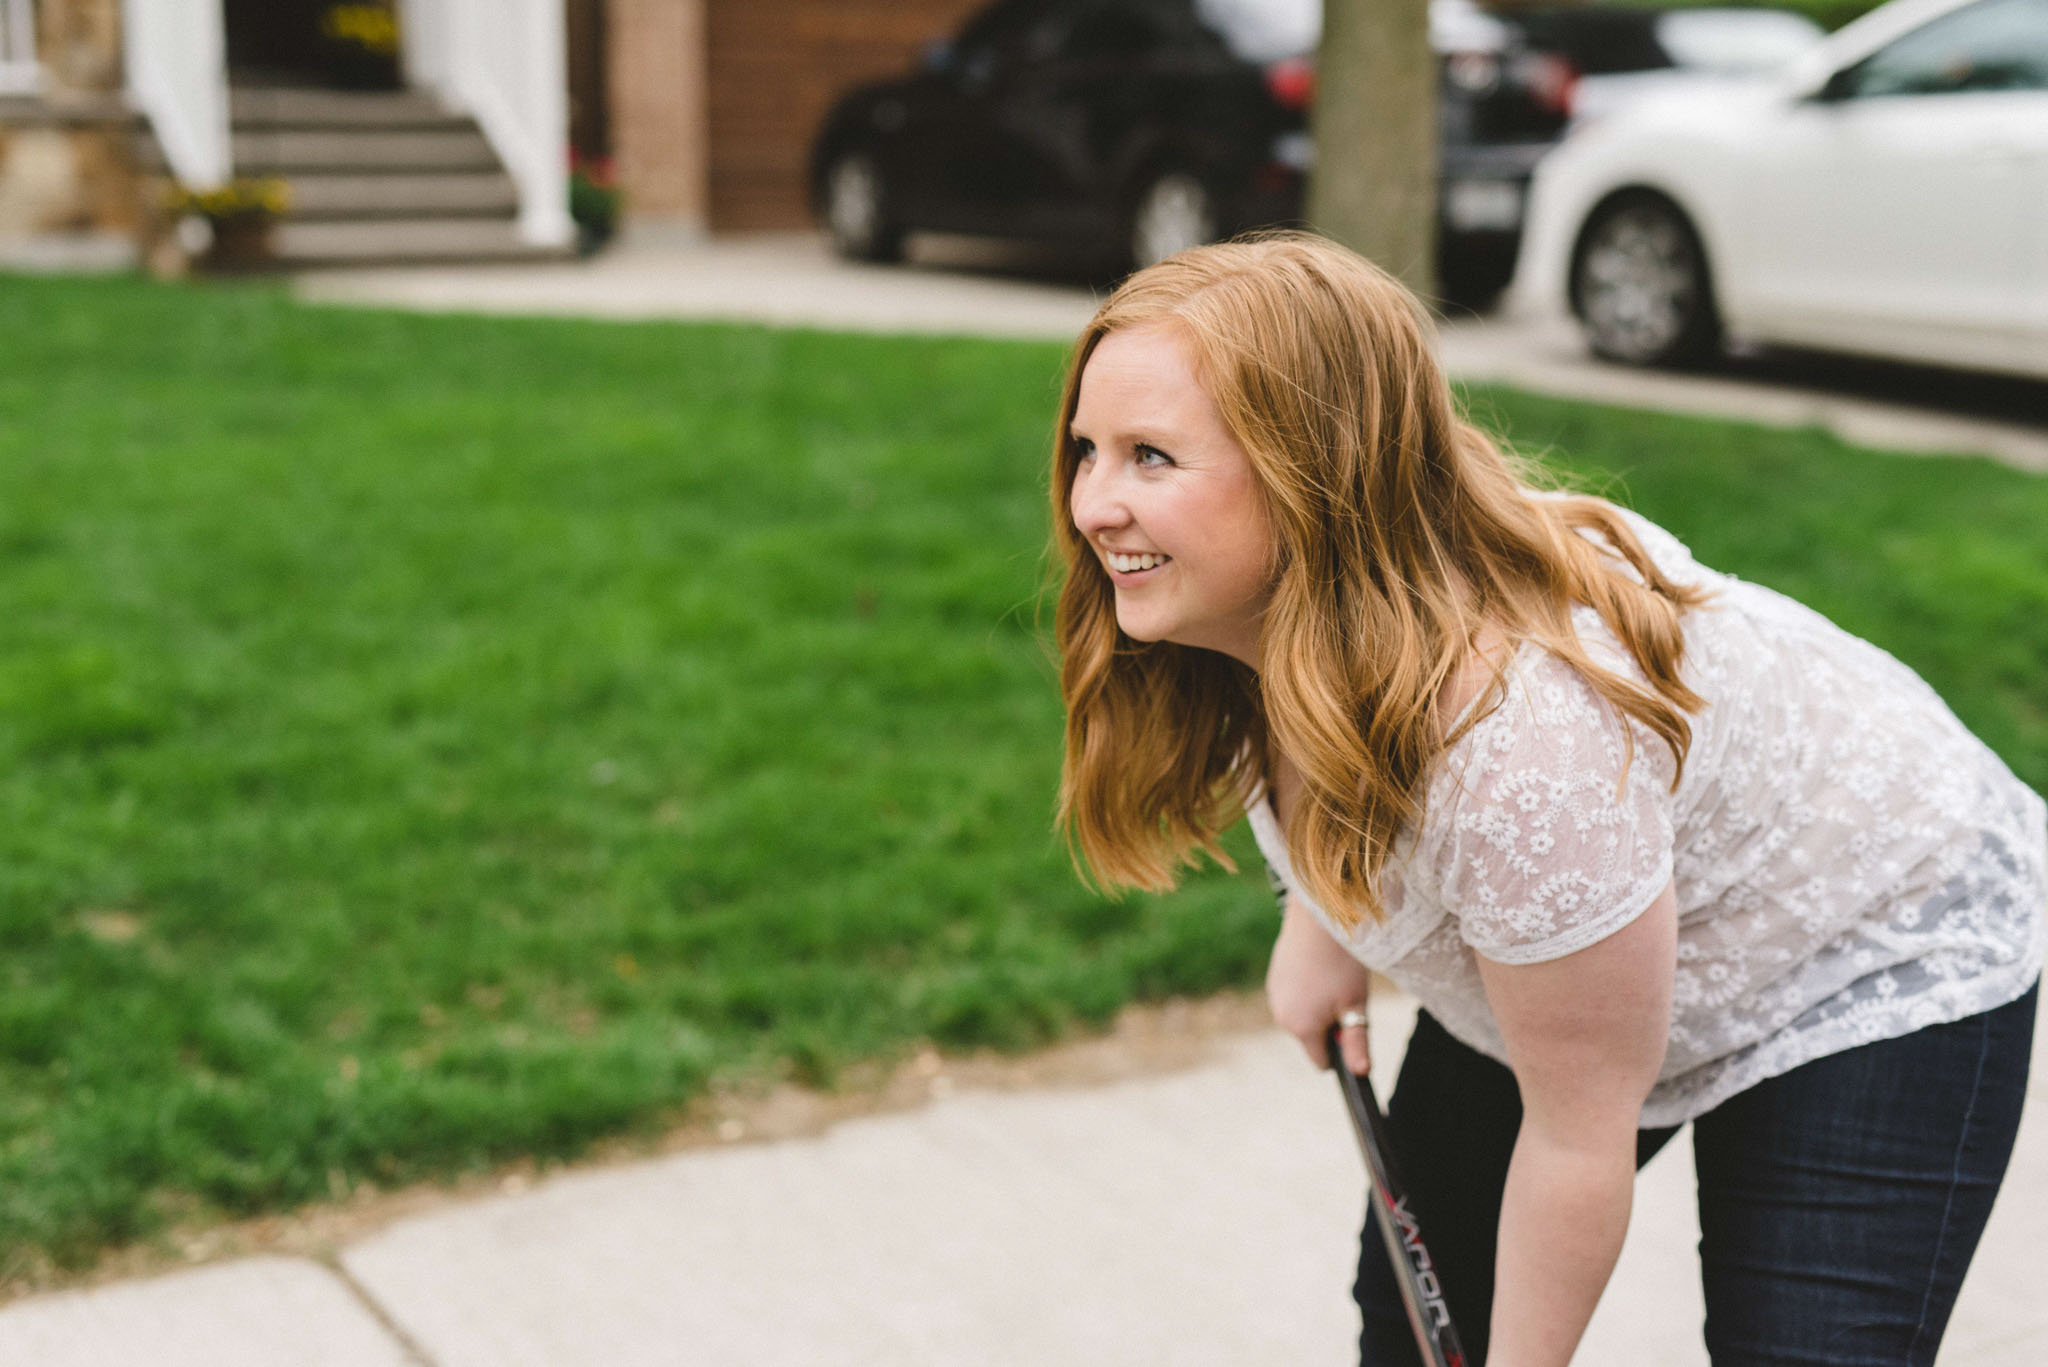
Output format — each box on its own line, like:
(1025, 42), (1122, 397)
(0, 0), (573, 270)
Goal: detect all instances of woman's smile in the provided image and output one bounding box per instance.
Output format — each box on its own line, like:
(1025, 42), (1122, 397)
(1105, 551), (1172, 576)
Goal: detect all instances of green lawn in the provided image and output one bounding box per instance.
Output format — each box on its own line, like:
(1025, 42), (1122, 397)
(1, 273), (2043, 1280)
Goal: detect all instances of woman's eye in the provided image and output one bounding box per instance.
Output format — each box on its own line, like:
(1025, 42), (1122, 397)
(1135, 444), (1175, 468)
(1072, 437), (1096, 462)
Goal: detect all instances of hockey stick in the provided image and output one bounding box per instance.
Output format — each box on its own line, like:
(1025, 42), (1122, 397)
(1327, 1023), (1468, 1367)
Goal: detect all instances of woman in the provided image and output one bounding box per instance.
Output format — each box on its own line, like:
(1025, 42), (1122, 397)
(1050, 232), (2043, 1367)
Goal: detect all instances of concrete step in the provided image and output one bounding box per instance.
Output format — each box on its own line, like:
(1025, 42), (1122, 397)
(232, 128), (499, 174)
(270, 217), (568, 266)
(150, 82), (556, 268)
(283, 172), (519, 220)
(230, 86), (455, 130)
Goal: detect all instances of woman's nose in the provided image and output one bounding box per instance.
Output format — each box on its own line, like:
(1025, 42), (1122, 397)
(1069, 461), (1129, 539)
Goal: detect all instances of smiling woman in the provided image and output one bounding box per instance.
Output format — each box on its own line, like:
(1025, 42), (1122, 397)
(1065, 324), (1274, 661)
(1050, 232), (1704, 923)
(1044, 230), (2044, 1367)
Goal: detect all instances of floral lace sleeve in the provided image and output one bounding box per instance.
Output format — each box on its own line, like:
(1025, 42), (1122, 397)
(1415, 647), (1678, 966)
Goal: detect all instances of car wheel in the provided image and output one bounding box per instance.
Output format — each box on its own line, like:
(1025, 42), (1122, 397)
(1127, 171), (1218, 272)
(823, 151), (905, 263)
(1570, 195), (1719, 367)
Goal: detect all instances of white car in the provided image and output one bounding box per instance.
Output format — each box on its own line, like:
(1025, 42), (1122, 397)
(1509, 0), (2048, 381)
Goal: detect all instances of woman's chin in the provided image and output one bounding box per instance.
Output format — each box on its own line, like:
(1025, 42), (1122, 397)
(1114, 613), (1170, 644)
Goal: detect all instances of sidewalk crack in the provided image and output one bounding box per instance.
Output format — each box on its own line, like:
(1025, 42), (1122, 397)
(323, 1254), (441, 1367)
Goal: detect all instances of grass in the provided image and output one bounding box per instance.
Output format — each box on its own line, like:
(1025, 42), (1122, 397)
(0, 272), (2043, 1280)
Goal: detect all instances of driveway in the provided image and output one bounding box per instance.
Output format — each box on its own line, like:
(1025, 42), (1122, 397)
(295, 231), (2048, 474)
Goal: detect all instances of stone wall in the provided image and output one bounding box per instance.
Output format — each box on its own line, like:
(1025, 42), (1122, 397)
(0, 117), (144, 237)
(0, 0), (147, 257)
(35, 0), (122, 94)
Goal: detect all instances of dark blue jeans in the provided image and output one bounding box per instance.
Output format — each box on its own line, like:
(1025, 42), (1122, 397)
(1355, 982), (2038, 1366)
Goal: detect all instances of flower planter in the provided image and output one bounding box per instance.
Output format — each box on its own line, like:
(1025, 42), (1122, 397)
(202, 215), (280, 273)
(569, 154), (621, 259)
(167, 177), (294, 275)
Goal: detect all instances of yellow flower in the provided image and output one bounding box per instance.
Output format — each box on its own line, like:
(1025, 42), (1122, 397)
(167, 177), (294, 221)
(321, 4), (401, 55)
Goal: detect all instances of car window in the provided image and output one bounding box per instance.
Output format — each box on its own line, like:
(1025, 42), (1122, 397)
(1510, 9), (1671, 75)
(1063, 3), (1170, 62)
(1655, 9), (1823, 76)
(952, 0), (1035, 59)
(1845, 0), (2048, 96)
(953, 0), (1069, 82)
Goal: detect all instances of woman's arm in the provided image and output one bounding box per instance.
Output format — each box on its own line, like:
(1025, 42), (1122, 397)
(1474, 882), (1678, 1367)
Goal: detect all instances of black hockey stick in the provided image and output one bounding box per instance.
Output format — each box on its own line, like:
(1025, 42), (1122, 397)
(1327, 1023), (1468, 1367)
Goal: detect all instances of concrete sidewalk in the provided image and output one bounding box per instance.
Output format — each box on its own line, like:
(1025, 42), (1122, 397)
(292, 232), (1103, 343)
(5, 987), (2046, 1364)
(292, 231), (2048, 476)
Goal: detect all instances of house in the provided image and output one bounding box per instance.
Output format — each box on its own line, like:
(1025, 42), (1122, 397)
(0, 0), (980, 270)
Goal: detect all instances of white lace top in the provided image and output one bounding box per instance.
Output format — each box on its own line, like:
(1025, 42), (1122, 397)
(1249, 505), (2046, 1127)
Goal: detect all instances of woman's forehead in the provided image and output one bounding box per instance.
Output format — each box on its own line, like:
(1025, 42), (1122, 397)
(1085, 322), (1199, 381)
(1073, 325), (1219, 433)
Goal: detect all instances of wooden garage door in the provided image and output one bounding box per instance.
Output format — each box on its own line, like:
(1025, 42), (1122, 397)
(707, 0), (984, 231)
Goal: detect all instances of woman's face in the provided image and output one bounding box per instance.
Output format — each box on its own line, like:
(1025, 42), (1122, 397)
(1068, 323), (1275, 667)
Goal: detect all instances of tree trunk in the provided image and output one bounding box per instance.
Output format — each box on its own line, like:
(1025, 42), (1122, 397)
(1307, 0), (1438, 301)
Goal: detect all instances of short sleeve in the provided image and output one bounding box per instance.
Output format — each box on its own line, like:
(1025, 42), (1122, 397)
(1418, 648), (1677, 965)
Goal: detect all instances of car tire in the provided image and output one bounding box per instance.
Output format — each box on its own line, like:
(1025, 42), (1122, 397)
(1126, 170), (1219, 272)
(823, 151), (905, 264)
(1570, 193), (1720, 367)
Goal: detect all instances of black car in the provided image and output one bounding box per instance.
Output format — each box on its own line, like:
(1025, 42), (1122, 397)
(808, 0), (1578, 299)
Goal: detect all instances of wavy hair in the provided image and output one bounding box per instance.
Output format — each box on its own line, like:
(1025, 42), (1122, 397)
(1050, 232), (1709, 929)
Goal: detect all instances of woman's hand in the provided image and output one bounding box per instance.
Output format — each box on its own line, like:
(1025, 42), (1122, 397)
(1265, 895), (1373, 1074)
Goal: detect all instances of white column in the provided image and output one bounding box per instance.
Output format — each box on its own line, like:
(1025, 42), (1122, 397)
(0, 0), (39, 93)
(395, 0), (453, 101)
(513, 0), (571, 245)
(443, 0), (573, 247)
(121, 0), (232, 188)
